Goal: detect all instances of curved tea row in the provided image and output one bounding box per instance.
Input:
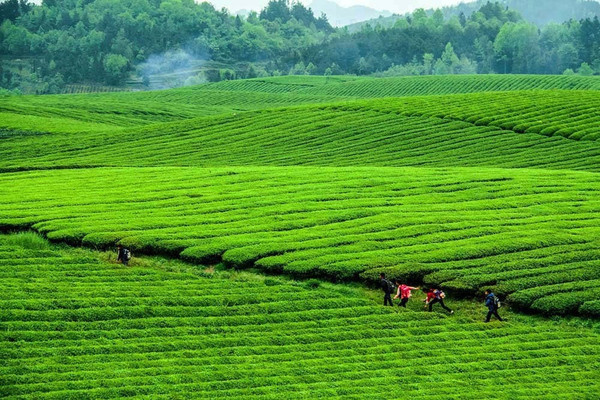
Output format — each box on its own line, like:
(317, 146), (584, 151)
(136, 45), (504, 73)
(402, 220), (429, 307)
(1, 234), (599, 399)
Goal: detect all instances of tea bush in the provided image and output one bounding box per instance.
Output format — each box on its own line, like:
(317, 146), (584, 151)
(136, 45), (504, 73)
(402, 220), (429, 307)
(1, 234), (599, 398)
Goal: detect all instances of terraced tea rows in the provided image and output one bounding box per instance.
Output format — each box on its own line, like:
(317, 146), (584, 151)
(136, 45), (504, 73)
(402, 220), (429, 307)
(2, 90), (600, 170)
(161, 74), (600, 98)
(3, 74), (599, 138)
(1, 233), (599, 399)
(3, 71), (600, 398)
(1, 167), (600, 317)
(197, 75), (360, 93)
(299, 74), (600, 98)
(0, 91), (338, 135)
(363, 90), (600, 141)
(0, 76), (354, 136)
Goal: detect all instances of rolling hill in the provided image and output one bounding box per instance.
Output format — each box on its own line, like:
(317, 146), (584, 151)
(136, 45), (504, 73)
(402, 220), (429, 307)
(2, 74), (599, 137)
(2, 74), (600, 398)
(2, 233), (599, 398)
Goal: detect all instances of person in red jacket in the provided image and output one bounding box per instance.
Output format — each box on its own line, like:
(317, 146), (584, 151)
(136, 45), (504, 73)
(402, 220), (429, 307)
(425, 288), (454, 314)
(424, 288), (436, 309)
(393, 281), (420, 308)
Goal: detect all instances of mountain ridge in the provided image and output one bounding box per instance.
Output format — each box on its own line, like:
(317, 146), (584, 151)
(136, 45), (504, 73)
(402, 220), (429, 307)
(309, 0), (393, 27)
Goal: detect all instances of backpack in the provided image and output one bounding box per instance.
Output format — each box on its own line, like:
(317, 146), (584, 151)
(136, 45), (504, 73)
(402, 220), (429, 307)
(436, 290), (445, 299)
(494, 295), (501, 308)
(123, 248), (132, 261)
(385, 279), (395, 293)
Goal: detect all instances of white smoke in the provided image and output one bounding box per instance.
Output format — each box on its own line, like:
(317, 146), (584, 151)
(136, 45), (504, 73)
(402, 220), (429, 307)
(137, 49), (208, 90)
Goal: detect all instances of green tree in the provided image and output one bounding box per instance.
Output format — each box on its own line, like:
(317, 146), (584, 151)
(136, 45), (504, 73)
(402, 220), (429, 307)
(1, 20), (32, 55)
(474, 37), (495, 73)
(305, 62), (317, 75)
(0, 0), (30, 23)
(539, 23), (580, 74)
(411, 8), (427, 27)
(329, 63), (342, 75)
(260, 0), (291, 23)
(433, 59), (448, 75)
(103, 53), (129, 85)
(423, 53), (434, 75)
(290, 61), (306, 75)
(357, 57), (371, 75)
(494, 22), (541, 74)
(432, 9), (444, 27)
(439, 42), (460, 74)
(111, 29), (134, 60)
(455, 56), (477, 74)
(577, 62), (594, 76)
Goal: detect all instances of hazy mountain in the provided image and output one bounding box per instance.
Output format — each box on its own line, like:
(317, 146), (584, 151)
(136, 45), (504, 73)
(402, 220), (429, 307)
(309, 0), (393, 27)
(347, 0), (600, 31)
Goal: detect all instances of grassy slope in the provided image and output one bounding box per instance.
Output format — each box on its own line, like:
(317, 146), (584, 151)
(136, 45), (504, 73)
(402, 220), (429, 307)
(1, 233), (599, 399)
(2, 74), (599, 136)
(1, 75), (600, 319)
(3, 74), (600, 398)
(297, 74), (600, 97)
(2, 90), (600, 171)
(1, 167), (600, 317)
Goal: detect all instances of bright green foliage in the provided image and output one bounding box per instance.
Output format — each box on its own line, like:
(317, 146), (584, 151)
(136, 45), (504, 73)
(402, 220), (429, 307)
(0, 77), (350, 135)
(2, 71), (600, 397)
(1, 234), (600, 398)
(299, 74), (600, 98)
(4, 232), (50, 250)
(3, 74), (600, 136)
(2, 74), (600, 320)
(580, 301), (600, 317)
(2, 75), (600, 318)
(2, 89), (600, 170)
(1, 167), (600, 316)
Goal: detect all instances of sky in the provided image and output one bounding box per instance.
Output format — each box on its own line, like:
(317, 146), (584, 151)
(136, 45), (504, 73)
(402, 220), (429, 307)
(208, 0), (466, 14)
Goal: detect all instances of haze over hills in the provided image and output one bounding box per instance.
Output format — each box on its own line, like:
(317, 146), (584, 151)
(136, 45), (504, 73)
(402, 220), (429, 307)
(235, 0), (392, 26)
(309, 0), (392, 27)
(348, 0), (600, 30)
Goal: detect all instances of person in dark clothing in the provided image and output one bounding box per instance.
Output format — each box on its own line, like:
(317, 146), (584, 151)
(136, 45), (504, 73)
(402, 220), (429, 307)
(380, 273), (394, 307)
(425, 288), (454, 314)
(117, 244), (131, 266)
(484, 289), (504, 322)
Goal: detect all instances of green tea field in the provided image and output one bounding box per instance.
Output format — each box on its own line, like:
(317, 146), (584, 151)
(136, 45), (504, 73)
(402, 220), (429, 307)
(1, 75), (600, 398)
(1, 233), (599, 399)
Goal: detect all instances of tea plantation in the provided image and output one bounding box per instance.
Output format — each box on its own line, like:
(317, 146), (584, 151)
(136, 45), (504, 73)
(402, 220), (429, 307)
(3, 74), (600, 137)
(1, 75), (600, 398)
(4, 90), (600, 170)
(1, 233), (599, 399)
(2, 166), (600, 317)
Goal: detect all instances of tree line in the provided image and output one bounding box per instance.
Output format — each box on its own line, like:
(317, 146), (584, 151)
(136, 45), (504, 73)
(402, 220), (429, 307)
(0, 0), (333, 93)
(0, 0), (599, 94)
(298, 3), (600, 77)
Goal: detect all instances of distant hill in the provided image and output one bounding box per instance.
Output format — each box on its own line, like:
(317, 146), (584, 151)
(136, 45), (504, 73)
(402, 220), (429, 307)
(348, 0), (600, 31)
(309, 0), (392, 27)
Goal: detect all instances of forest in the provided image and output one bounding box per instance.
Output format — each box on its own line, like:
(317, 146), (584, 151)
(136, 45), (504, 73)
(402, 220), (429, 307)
(1, 0), (599, 93)
(306, 3), (600, 77)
